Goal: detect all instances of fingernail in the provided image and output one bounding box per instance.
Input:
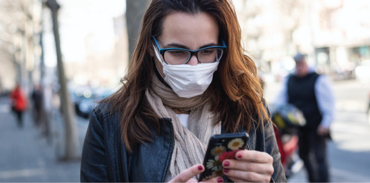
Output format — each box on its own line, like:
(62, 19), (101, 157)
(217, 177), (224, 183)
(223, 168), (229, 173)
(237, 153), (242, 158)
(198, 165), (203, 171)
(223, 160), (230, 167)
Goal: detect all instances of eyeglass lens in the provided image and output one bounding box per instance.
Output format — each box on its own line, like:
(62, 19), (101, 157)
(164, 48), (224, 65)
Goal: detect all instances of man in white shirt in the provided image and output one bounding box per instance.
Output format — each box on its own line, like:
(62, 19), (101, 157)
(274, 53), (335, 182)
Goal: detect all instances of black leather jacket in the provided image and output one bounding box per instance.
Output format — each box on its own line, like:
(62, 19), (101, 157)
(80, 104), (286, 182)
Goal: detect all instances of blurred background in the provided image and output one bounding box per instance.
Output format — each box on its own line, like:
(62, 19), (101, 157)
(0, 0), (369, 182)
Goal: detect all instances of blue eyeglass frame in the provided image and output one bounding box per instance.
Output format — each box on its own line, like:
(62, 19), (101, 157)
(152, 36), (227, 65)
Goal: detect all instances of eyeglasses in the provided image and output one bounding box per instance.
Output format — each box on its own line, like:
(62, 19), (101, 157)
(152, 36), (227, 65)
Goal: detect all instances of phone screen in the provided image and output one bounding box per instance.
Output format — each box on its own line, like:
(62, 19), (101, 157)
(198, 133), (249, 181)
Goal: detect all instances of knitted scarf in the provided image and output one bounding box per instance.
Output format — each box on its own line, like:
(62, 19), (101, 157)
(145, 74), (221, 178)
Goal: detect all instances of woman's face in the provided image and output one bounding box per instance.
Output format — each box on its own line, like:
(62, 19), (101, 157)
(154, 12), (220, 77)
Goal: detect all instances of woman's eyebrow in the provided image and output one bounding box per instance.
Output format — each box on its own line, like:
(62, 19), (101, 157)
(165, 42), (218, 49)
(199, 43), (218, 49)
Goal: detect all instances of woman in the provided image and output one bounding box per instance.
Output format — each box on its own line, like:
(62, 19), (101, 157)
(81, 0), (286, 182)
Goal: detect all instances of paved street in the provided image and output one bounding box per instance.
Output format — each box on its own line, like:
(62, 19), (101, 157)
(0, 97), (88, 182)
(265, 79), (370, 182)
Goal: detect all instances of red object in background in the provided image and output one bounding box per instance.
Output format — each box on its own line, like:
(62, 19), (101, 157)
(10, 88), (27, 111)
(274, 127), (286, 165)
(274, 126), (298, 168)
(283, 134), (299, 159)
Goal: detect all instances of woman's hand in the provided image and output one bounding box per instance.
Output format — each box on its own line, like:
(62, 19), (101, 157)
(221, 150), (274, 183)
(169, 164), (223, 183)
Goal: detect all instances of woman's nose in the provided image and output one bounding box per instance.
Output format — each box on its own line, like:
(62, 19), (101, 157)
(187, 55), (199, 66)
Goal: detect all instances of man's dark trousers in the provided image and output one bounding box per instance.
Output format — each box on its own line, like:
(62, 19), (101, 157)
(287, 72), (329, 182)
(298, 129), (329, 182)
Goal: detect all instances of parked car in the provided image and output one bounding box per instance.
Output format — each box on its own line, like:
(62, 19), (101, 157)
(333, 62), (355, 80)
(70, 87), (91, 118)
(355, 60), (370, 82)
(76, 88), (114, 119)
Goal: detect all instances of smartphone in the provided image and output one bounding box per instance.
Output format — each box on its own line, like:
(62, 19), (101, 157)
(198, 132), (249, 181)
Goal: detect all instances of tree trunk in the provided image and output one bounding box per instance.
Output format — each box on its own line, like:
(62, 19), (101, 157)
(47, 0), (79, 160)
(125, 0), (151, 60)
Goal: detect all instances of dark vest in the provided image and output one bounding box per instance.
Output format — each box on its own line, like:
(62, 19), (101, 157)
(287, 72), (322, 129)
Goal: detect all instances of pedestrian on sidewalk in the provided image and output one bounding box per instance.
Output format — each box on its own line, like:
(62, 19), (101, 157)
(31, 83), (43, 127)
(275, 53), (335, 182)
(9, 83), (28, 128)
(80, 0), (286, 182)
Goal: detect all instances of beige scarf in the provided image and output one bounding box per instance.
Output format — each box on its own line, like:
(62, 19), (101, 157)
(145, 74), (221, 177)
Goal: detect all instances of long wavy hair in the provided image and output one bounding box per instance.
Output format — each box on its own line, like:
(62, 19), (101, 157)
(102, 0), (268, 152)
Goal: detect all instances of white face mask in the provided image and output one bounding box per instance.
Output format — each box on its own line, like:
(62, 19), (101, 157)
(153, 45), (219, 98)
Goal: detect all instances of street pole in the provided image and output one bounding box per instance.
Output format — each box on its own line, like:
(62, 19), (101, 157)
(46, 0), (79, 160)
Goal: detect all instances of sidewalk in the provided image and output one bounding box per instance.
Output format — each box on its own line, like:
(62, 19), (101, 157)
(0, 97), (84, 182)
(288, 167), (370, 182)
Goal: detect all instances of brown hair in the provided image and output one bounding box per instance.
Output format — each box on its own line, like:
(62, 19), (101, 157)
(102, 0), (268, 152)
